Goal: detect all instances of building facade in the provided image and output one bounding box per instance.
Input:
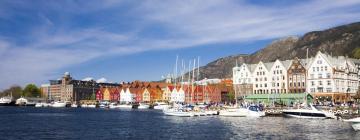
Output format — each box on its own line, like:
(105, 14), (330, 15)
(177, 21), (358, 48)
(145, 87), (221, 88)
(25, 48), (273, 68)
(287, 57), (307, 93)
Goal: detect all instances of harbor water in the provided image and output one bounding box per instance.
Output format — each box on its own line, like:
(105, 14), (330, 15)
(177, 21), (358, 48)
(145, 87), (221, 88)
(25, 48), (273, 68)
(0, 106), (358, 140)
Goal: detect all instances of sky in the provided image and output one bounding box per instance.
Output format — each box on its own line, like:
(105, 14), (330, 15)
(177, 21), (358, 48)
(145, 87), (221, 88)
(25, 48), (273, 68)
(0, 0), (360, 89)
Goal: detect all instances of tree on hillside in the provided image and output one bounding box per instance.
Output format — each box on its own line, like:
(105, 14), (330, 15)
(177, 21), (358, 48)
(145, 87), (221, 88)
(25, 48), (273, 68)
(1, 85), (23, 99)
(22, 84), (40, 97)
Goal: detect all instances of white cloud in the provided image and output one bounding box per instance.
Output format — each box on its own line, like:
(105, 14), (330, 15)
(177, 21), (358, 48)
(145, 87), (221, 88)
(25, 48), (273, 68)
(1, 0), (360, 89)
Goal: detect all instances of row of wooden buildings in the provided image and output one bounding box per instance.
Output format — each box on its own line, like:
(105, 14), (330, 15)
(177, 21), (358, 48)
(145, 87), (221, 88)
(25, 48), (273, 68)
(95, 81), (232, 104)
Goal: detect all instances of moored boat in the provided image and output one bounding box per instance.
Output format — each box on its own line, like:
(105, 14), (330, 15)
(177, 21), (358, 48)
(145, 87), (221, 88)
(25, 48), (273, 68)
(153, 102), (169, 110)
(51, 101), (67, 108)
(71, 103), (78, 108)
(282, 104), (333, 119)
(163, 108), (194, 117)
(0, 96), (14, 106)
(118, 104), (133, 109)
(344, 117), (360, 131)
(138, 103), (150, 109)
(219, 108), (247, 117)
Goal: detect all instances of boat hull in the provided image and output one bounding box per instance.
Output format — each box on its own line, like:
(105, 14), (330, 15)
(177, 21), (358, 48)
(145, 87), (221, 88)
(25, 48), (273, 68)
(282, 111), (327, 119)
(344, 117), (360, 131)
(138, 105), (150, 109)
(163, 110), (194, 117)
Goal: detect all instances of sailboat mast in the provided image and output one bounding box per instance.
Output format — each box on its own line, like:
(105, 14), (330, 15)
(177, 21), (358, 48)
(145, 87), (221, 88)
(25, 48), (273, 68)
(175, 55), (178, 87)
(181, 59), (184, 88)
(197, 56), (200, 103)
(235, 60), (238, 105)
(188, 60), (191, 103)
(192, 59), (196, 104)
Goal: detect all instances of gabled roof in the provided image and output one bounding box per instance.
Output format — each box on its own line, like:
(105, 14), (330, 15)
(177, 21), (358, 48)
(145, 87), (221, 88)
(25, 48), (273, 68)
(281, 60), (293, 69)
(263, 62), (274, 71)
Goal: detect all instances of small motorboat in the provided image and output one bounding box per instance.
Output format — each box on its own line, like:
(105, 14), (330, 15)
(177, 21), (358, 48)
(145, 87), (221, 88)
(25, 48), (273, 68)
(118, 104), (133, 109)
(35, 102), (50, 107)
(344, 117), (360, 131)
(219, 108), (247, 117)
(282, 104), (333, 119)
(163, 108), (194, 117)
(87, 104), (96, 108)
(138, 103), (150, 109)
(153, 102), (169, 110)
(51, 101), (67, 108)
(71, 103), (78, 108)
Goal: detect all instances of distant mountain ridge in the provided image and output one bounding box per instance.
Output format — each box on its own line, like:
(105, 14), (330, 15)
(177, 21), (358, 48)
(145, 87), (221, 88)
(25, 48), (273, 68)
(194, 22), (360, 80)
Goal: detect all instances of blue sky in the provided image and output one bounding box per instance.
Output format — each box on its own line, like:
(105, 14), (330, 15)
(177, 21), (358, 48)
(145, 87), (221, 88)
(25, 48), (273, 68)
(0, 0), (360, 89)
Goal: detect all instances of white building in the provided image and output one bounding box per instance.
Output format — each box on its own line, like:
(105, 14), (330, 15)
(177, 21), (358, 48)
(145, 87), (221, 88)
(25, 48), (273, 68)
(233, 63), (255, 85)
(307, 52), (359, 102)
(170, 87), (185, 103)
(269, 59), (292, 93)
(120, 88), (134, 103)
(252, 61), (272, 94)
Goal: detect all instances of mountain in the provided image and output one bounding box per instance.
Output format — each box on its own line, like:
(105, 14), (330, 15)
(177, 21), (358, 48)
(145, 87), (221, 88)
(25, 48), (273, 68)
(195, 22), (360, 79)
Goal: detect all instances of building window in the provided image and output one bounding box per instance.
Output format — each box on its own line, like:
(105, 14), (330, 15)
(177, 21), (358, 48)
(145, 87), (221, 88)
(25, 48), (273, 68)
(318, 73), (322, 78)
(326, 73), (331, 78)
(311, 81), (315, 86)
(326, 88), (332, 93)
(327, 81), (331, 85)
(319, 81), (322, 85)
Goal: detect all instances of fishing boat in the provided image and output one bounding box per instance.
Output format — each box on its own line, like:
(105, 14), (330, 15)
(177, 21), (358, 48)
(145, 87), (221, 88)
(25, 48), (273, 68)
(344, 117), (360, 131)
(153, 102), (169, 110)
(282, 104), (333, 119)
(163, 108), (194, 117)
(51, 101), (67, 108)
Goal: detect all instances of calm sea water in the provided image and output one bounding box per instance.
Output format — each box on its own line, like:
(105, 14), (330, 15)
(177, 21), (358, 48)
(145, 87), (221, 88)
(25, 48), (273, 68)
(0, 106), (358, 140)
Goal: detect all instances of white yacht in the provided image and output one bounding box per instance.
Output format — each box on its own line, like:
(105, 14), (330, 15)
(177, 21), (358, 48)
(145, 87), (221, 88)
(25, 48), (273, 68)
(0, 96), (13, 106)
(51, 101), (67, 108)
(109, 103), (120, 109)
(219, 105), (265, 117)
(282, 104), (334, 119)
(71, 103), (78, 108)
(219, 108), (247, 117)
(153, 102), (169, 110)
(163, 108), (194, 117)
(118, 104), (133, 109)
(138, 103), (150, 109)
(35, 102), (50, 107)
(87, 104), (96, 108)
(15, 97), (28, 106)
(344, 117), (360, 131)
